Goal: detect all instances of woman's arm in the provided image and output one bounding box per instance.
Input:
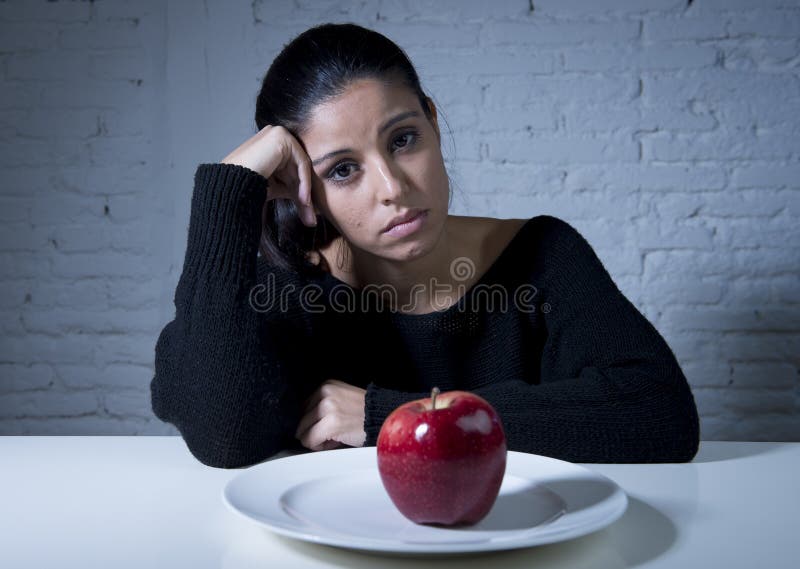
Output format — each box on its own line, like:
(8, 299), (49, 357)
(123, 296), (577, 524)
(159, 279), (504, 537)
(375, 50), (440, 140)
(151, 163), (317, 468)
(363, 217), (700, 463)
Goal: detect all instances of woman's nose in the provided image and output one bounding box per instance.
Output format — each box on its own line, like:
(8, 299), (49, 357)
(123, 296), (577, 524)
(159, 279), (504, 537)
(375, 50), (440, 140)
(373, 158), (408, 204)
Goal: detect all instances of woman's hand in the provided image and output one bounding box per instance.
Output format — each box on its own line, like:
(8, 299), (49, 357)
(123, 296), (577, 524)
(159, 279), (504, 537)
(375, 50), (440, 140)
(220, 124), (317, 226)
(295, 379), (367, 452)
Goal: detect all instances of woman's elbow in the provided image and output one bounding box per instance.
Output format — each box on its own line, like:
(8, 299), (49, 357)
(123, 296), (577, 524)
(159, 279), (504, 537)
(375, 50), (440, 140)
(672, 400), (701, 463)
(178, 424), (289, 469)
(657, 385), (701, 463)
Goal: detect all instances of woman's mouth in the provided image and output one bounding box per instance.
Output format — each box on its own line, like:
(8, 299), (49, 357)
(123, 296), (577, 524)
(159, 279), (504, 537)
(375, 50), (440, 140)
(383, 210), (428, 238)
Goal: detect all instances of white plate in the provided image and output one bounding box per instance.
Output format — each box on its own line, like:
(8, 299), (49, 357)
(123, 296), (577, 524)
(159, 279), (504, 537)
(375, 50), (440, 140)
(222, 447), (627, 555)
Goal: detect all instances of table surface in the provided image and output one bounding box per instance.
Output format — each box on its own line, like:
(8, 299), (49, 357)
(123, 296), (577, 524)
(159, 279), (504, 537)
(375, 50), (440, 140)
(0, 437), (797, 568)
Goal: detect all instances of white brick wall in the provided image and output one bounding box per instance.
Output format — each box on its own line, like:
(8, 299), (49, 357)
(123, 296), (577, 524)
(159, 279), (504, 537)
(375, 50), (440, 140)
(1, 0), (798, 441)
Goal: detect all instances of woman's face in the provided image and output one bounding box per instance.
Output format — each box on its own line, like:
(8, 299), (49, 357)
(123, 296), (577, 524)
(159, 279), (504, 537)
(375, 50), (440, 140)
(301, 78), (450, 263)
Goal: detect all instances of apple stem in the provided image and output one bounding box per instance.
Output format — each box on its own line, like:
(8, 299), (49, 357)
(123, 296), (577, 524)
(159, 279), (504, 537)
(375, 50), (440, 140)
(431, 387), (440, 410)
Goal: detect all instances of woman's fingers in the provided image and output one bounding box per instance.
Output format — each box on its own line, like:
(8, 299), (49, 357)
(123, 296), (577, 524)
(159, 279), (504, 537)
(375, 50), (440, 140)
(294, 146), (316, 226)
(302, 379), (346, 414)
(302, 391), (321, 416)
(301, 382), (327, 415)
(296, 379), (367, 451)
(298, 414), (336, 451)
(221, 124), (318, 227)
(293, 144), (311, 207)
(295, 401), (322, 441)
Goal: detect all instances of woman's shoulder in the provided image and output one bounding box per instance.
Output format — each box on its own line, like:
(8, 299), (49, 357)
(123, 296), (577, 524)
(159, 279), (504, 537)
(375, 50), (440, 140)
(460, 214), (597, 283)
(449, 215), (528, 249)
(455, 213), (580, 235)
(454, 214), (584, 255)
(447, 215), (528, 276)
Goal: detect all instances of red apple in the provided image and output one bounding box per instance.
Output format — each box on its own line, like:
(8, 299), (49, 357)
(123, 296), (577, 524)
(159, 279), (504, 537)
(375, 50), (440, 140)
(376, 387), (507, 526)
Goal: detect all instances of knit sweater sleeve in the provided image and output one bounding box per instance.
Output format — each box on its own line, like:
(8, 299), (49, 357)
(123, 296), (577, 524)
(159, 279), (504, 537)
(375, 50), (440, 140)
(150, 163), (316, 469)
(364, 217), (700, 463)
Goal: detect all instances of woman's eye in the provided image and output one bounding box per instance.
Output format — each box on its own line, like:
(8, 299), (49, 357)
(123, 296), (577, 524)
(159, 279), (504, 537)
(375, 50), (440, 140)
(332, 164), (353, 179)
(325, 162), (356, 185)
(391, 131), (418, 150)
(326, 129), (421, 186)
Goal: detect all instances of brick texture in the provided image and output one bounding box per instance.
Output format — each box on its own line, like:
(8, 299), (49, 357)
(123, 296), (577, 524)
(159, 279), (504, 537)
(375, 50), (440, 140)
(1, 0), (798, 441)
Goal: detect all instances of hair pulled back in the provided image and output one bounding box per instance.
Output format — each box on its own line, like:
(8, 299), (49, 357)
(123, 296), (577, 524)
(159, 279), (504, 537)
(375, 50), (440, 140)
(255, 22), (437, 275)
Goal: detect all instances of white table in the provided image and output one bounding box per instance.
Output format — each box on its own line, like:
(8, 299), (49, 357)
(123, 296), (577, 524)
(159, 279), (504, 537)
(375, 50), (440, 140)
(0, 438), (797, 568)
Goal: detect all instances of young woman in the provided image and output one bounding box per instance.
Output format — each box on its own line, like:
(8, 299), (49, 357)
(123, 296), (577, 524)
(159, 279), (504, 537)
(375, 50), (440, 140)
(151, 23), (700, 468)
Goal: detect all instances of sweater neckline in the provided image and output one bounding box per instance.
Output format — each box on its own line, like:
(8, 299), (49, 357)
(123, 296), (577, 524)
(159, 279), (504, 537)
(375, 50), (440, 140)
(320, 216), (536, 320)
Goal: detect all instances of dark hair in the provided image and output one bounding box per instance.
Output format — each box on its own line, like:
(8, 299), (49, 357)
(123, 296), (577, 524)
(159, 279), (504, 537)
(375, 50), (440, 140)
(254, 22), (450, 276)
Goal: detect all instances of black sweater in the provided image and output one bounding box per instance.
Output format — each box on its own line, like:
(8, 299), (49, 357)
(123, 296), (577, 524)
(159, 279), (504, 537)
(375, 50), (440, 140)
(151, 163), (700, 469)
